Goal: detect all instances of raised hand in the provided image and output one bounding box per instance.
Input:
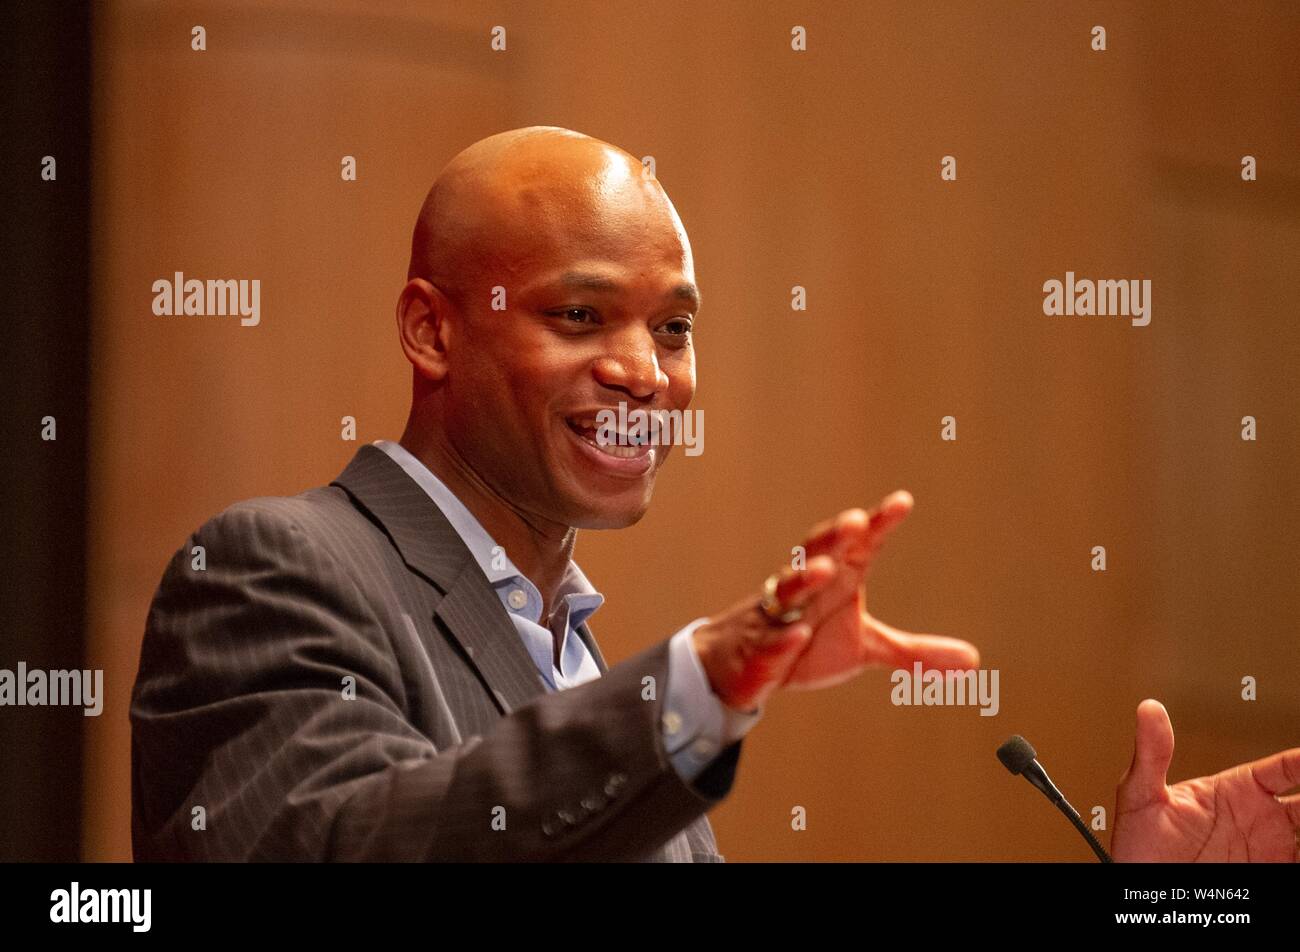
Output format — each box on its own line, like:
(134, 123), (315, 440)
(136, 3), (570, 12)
(692, 491), (980, 711)
(1111, 699), (1300, 862)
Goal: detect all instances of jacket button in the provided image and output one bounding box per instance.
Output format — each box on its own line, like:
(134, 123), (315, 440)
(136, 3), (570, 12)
(581, 796), (605, 811)
(542, 820), (556, 837)
(662, 710), (683, 735)
(558, 810), (577, 826)
(691, 738), (716, 757)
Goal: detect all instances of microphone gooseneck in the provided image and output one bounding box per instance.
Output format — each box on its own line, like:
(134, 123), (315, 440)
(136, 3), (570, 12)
(996, 735), (1113, 863)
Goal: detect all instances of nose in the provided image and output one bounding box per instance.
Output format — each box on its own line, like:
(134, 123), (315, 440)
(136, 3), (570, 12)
(592, 330), (669, 400)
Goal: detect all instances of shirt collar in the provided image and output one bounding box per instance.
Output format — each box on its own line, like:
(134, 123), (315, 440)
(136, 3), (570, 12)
(371, 440), (604, 624)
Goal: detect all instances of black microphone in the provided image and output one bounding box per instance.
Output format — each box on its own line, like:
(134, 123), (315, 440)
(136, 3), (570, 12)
(996, 735), (1112, 863)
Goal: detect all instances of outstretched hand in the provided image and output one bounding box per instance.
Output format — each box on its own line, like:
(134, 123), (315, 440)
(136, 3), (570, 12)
(692, 491), (979, 711)
(1111, 699), (1300, 862)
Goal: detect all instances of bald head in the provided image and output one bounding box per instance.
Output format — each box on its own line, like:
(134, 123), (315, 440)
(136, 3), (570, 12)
(406, 126), (689, 304)
(395, 125), (700, 532)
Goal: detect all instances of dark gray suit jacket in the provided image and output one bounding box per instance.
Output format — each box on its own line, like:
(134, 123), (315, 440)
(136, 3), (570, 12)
(130, 443), (739, 861)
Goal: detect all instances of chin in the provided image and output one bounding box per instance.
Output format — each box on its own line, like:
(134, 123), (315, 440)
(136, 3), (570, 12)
(566, 492), (654, 530)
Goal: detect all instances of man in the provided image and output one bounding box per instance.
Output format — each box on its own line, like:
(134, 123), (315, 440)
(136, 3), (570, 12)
(130, 126), (1300, 862)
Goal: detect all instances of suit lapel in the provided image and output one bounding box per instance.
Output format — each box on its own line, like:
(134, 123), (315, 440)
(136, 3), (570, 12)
(332, 445), (719, 863)
(574, 620), (608, 675)
(331, 444), (547, 715)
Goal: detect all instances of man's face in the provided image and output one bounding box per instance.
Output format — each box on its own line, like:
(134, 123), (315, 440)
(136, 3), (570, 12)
(440, 166), (698, 530)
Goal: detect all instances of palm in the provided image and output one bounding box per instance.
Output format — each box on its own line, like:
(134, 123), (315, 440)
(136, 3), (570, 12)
(1112, 700), (1300, 862)
(782, 588), (869, 690)
(1115, 771), (1298, 862)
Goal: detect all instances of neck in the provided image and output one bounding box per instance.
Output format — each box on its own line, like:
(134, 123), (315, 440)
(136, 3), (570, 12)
(397, 421), (575, 620)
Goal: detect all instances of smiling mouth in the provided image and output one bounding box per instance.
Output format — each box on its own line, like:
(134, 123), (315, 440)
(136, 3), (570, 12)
(564, 416), (653, 460)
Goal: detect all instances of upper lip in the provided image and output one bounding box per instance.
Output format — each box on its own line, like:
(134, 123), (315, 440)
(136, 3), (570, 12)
(563, 407), (672, 424)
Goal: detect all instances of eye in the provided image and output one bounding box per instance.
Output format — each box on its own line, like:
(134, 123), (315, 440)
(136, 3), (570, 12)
(554, 307), (596, 324)
(660, 318), (694, 337)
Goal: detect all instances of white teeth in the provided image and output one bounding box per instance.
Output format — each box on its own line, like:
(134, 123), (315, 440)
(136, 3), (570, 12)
(591, 440), (648, 458)
(568, 417), (650, 458)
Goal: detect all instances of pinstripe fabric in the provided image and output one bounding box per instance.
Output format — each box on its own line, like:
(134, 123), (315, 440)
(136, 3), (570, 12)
(130, 443), (735, 862)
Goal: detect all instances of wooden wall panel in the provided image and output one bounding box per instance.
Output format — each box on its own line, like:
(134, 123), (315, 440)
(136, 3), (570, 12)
(86, 0), (1300, 861)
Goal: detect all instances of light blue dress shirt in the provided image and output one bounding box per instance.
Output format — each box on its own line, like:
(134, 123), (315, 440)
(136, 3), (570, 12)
(373, 440), (762, 783)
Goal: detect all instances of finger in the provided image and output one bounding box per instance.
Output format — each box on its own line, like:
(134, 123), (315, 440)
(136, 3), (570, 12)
(742, 557), (836, 654)
(767, 554), (838, 612)
(861, 615), (980, 670)
(765, 622), (815, 681)
(1246, 747), (1300, 797)
(802, 491), (914, 567)
(1118, 699), (1175, 810)
(1279, 793), (1300, 828)
(849, 491), (915, 568)
(801, 508), (871, 561)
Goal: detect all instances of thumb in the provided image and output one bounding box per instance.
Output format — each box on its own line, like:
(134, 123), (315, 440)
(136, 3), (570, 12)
(866, 615), (980, 670)
(1118, 698), (1174, 810)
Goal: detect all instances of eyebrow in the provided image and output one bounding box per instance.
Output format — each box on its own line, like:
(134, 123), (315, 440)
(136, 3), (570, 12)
(557, 271), (701, 310)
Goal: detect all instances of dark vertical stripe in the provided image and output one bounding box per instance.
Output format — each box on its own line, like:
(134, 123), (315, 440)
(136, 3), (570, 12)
(0, 2), (93, 861)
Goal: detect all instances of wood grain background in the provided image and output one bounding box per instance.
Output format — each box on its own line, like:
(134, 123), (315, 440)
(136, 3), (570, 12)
(84, 0), (1300, 861)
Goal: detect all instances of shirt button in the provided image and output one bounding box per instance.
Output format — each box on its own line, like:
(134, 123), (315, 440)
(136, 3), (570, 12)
(662, 710), (683, 736)
(507, 589), (528, 610)
(691, 738), (716, 758)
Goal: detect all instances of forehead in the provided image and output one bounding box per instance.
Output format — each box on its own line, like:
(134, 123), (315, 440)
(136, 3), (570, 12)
(492, 155), (694, 283)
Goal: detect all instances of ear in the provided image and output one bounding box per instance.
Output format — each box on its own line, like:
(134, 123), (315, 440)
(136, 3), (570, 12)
(396, 278), (454, 383)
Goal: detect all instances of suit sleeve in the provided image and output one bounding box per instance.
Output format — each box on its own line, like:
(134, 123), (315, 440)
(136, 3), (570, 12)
(130, 502), (741, 862)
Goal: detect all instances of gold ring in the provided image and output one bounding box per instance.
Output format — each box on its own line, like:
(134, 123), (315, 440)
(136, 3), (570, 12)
(759, 572), (803, 624)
